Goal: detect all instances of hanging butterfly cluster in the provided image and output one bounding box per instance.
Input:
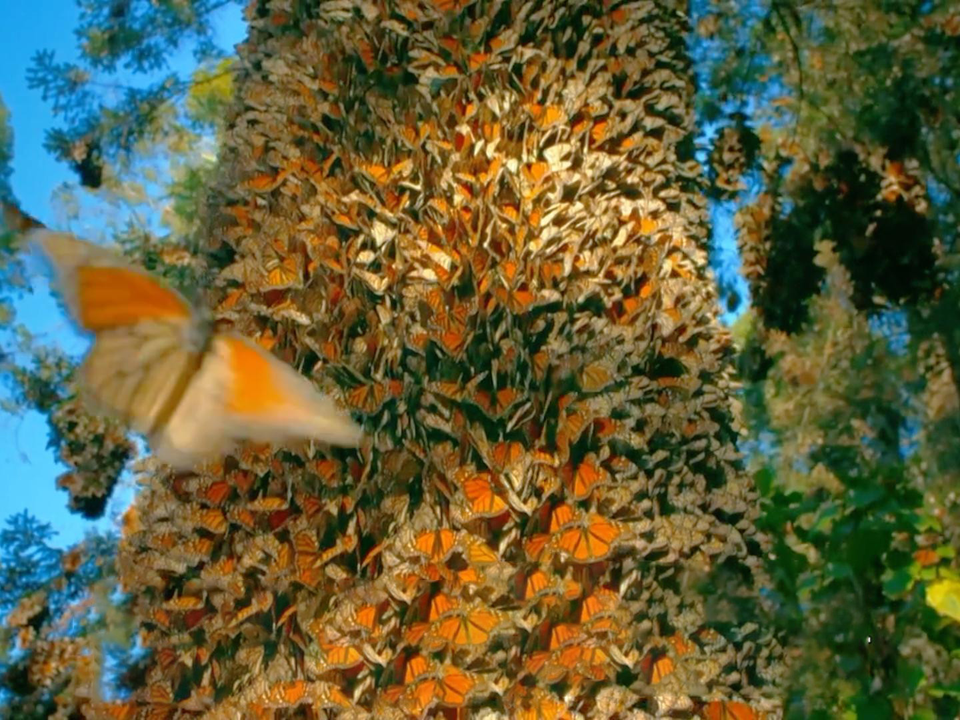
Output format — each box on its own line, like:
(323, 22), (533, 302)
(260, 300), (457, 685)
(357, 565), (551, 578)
(2, 541), (121, 719)
(733, 191), (773, 307)
(873, 156), (928, 215)
(99, 0), (783, 717)
(49, 391), (136, 518)
(706, 126), (748, 199)
(917, 338), (959, 428)
(907, 337), (960, 553)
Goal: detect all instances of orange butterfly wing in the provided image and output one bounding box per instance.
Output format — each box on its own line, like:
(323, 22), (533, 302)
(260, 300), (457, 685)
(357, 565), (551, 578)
(75, 265), (191, 330)
(221, 336), (292, 416)
(413, 529), (457, 562)
(202, 333), (363, 447)
(703, 701), (758, 720)
(461, 473), (508, 516)
(33, 230), (194, 332)
(557, 514), (621, 562)
(436, 665), (474, 706)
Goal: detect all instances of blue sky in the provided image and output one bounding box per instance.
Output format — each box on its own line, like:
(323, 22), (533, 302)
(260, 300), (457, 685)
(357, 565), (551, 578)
(0, 1), (245, 548)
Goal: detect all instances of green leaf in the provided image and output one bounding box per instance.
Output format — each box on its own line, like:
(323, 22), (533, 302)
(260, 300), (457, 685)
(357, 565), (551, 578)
(853, 693), (892, 719)
(754, 465), (776, 497)
(937, 545), (956, 560)
(826, 561), (853, 580)
(900, 662), (925, 693)
(810, 502), (841, 533)
(882, 568), (914, 597)
(916, 514), (942, 533)
(847, 486), (885, 508)
(929, 682), (960, 698)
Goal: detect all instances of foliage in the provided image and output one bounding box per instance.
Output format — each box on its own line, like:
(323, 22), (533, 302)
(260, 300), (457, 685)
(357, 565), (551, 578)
(754, 149), (936, 333)
(0, 4), (242, 716)
(740, 244), (960, 717)
(0, 513), (64, 608)
(0, 95), (13, 203)
(2, 20), (237, 521)
(26, 0), (241, 187)
(0, 10), (241, 710)
(0, 99), (31, 333)
(689, 1), (960, 715)
(694, 0), (958, 325)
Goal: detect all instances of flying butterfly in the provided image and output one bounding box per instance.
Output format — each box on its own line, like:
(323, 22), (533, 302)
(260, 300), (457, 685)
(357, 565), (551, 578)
(30, 229), (363, 470)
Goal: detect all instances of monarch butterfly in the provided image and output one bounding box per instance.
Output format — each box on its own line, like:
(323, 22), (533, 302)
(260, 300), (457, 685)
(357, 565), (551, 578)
(456, 471), (508, 518)
(506, 686), (573, 720)
(319, 641), (364, 670)
(29, 229), (363, 470)
(411, 528), (457, 562)
(580, 588), (618, 624)
(424, 604), (502, 650)
(83, 701), (138, 720)
(702, 700), (759, 720)
(555, 512), (623, 563)
(640, 650), (676, 684)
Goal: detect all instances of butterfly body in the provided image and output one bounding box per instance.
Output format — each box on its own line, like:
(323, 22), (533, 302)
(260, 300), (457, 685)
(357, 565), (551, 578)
(32, 229), (363, 469)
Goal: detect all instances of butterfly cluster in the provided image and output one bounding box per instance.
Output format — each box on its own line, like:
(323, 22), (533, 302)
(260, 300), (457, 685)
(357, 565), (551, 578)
(1, 537), (125, 719)
(89, 0), (783, 717)
(733, 191), (773, 308)
(707, 125), (750, 200)
(50, 392), (136, 518)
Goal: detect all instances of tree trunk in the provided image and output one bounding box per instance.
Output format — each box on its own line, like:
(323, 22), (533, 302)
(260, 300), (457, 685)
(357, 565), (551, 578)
(115, 1), (781, 717)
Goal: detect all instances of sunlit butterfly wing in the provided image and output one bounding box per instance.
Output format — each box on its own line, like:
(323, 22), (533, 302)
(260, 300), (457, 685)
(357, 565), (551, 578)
(31, 230), (198, 334)
(702, 700), (759, 720)
(213, 333), (362, 444)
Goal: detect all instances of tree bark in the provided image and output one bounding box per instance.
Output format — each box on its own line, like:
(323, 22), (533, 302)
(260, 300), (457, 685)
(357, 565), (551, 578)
(117, 1), (782, 716)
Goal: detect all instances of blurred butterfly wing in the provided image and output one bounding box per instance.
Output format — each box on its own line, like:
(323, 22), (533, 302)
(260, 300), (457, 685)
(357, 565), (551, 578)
(152, 334), (362, 468)
(29, 229), (195, 333)
(215, 334), (363, 447)
(148, 352), (234, 469)
(33, 229), (211, 458)
(82, 325), (203, 436)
